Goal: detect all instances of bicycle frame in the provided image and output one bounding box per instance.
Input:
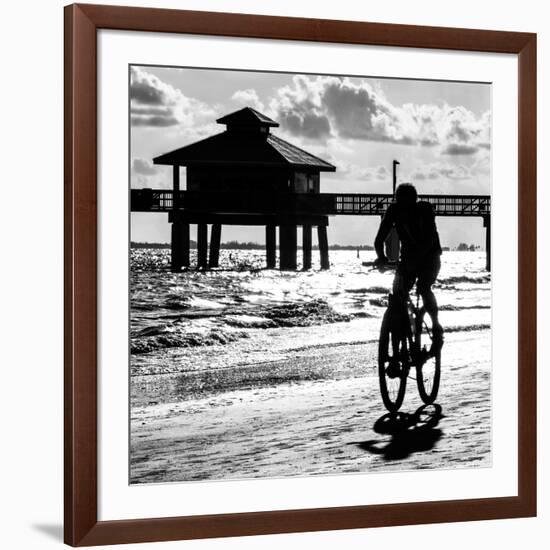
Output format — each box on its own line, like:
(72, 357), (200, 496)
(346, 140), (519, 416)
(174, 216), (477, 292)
(388, 289), (430, 370)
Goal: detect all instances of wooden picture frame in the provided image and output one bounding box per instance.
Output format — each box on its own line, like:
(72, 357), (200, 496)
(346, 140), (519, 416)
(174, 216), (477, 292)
(64, 3), (537, 546)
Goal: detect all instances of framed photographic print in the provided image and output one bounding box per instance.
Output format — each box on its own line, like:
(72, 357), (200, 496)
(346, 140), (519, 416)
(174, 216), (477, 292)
(64, 3), (537, 546)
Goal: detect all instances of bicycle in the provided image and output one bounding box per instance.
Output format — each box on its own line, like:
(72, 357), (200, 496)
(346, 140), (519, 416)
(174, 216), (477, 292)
(364, 261), (441, 413)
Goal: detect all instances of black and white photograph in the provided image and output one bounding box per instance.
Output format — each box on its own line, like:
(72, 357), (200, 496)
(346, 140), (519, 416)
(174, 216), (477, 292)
(129, 64), (492, 484)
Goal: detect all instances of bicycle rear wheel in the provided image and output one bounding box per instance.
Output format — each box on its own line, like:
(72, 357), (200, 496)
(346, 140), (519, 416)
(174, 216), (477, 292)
(378, 309), (408, 412)
(415, 307), (441, 404)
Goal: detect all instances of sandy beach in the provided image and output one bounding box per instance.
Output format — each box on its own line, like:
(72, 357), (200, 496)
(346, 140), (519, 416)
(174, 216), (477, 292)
(130, 327), (491, 483)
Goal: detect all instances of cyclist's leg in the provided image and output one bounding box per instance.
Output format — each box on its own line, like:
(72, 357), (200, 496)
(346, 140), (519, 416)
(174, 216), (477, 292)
(417, 255), (443, 352)
(385, 263), (415, 376)
(392, 262), (415, 302)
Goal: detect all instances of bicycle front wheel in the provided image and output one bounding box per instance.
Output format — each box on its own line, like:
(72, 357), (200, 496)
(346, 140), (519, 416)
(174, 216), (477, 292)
(378, 309), (408, 413)
(415, 307), (441, 404)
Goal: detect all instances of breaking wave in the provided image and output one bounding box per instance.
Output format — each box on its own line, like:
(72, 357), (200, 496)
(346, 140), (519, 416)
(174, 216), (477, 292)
(345, 286), (388, 295)
(439, 304), (491, 311)
(445, 323), (491, 333)
(131, 329), (249, 355)
(437, 274), (490, 285)
(132, 299), (352, 354)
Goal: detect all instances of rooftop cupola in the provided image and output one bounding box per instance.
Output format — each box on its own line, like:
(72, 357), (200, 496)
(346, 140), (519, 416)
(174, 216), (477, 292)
(216, 107), (279, 136)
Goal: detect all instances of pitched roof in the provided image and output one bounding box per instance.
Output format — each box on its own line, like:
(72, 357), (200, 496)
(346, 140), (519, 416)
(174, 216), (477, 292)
(267, 134), (334, 170)
(216, 107), (279, 127)
(153, 108), (336, 172)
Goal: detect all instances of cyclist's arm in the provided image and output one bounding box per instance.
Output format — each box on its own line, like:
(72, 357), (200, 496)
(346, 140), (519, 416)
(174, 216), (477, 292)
(374, 207), (394, 261)
(417, 203), (440, 257)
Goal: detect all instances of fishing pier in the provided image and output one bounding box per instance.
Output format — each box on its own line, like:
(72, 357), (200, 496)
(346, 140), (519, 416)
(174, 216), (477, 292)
(131, 107), (491, 271)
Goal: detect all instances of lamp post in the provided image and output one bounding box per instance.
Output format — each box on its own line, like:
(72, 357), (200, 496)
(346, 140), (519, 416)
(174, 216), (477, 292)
(385, 160), (401, 262)
(392, 160), (400, 196)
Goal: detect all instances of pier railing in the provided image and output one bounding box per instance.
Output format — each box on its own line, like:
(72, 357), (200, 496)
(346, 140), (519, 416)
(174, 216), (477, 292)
(131, 189), (490, 217)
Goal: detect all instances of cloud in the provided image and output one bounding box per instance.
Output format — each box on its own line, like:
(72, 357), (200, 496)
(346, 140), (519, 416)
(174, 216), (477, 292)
(130, 67), (216, 130)
(412, 168), (439, 181)
(376, 166), (390, 180)
(322, 79), (413, 144)
(231, 89), (265, 111)
(270, 75), (419, 143)
(269, 76), (333, 141)
(130, 67), (181, 127)
(440, 108), (491, 155)
(269, 75), (491, 155)
(335, 162), (391, 183)
(472, 151), (491, 176)
(282, 111), (332, 140)
(405, 159), (492, 195)
(438, 165), (471, 180)
(442, 144), (479, 155)
(132, 158), (159, 175)
(130, 157), (166, 189)
(130, 75), (168, 106)
(410, 162), (473, 182)
(131, 115), (180, 127)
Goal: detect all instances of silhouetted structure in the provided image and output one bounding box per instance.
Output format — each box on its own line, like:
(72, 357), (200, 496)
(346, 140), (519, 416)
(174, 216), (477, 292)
(131, 107), (492, 271)
(151, 107), (335, 271)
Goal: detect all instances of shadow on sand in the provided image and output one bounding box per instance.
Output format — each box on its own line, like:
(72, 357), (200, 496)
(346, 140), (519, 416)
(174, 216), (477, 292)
(351, 404), (444, 461)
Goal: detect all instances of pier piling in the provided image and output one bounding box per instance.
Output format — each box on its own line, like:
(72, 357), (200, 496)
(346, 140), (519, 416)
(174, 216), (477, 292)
(484, 216), (491, 272)
(170, 221), (189, 272)
(197, 223), (208, 268)
(318, 226), (330, 270)
(171, 223), (182, 272)
(209, 224), (221, 268)
(266, 224), (276, 268)
(280, 224), (297, 270)
(302, 224), (312, 270)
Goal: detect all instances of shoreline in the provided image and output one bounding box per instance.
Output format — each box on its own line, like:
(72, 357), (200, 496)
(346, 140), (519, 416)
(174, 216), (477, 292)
(130, 328), (491, 483)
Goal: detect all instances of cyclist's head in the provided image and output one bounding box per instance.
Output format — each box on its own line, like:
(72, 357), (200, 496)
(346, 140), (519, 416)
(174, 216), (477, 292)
(395, 183), (418, 208)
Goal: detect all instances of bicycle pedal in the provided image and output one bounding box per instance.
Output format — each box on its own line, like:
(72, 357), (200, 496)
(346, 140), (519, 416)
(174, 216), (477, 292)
(386, 361), (402, 379)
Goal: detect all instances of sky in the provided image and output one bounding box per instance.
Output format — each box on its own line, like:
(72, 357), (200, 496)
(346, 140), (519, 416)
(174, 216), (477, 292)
(130, 65), (491, 248)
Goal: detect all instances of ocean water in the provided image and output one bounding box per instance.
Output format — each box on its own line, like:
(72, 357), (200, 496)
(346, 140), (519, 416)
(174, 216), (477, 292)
(130, 249), (491, 384)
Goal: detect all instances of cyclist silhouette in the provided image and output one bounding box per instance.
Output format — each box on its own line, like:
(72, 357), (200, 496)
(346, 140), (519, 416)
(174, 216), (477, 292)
(374, 183), (444, 355)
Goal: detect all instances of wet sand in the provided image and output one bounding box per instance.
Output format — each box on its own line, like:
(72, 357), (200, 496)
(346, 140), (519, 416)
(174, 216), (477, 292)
(130, 329), (491, 483)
